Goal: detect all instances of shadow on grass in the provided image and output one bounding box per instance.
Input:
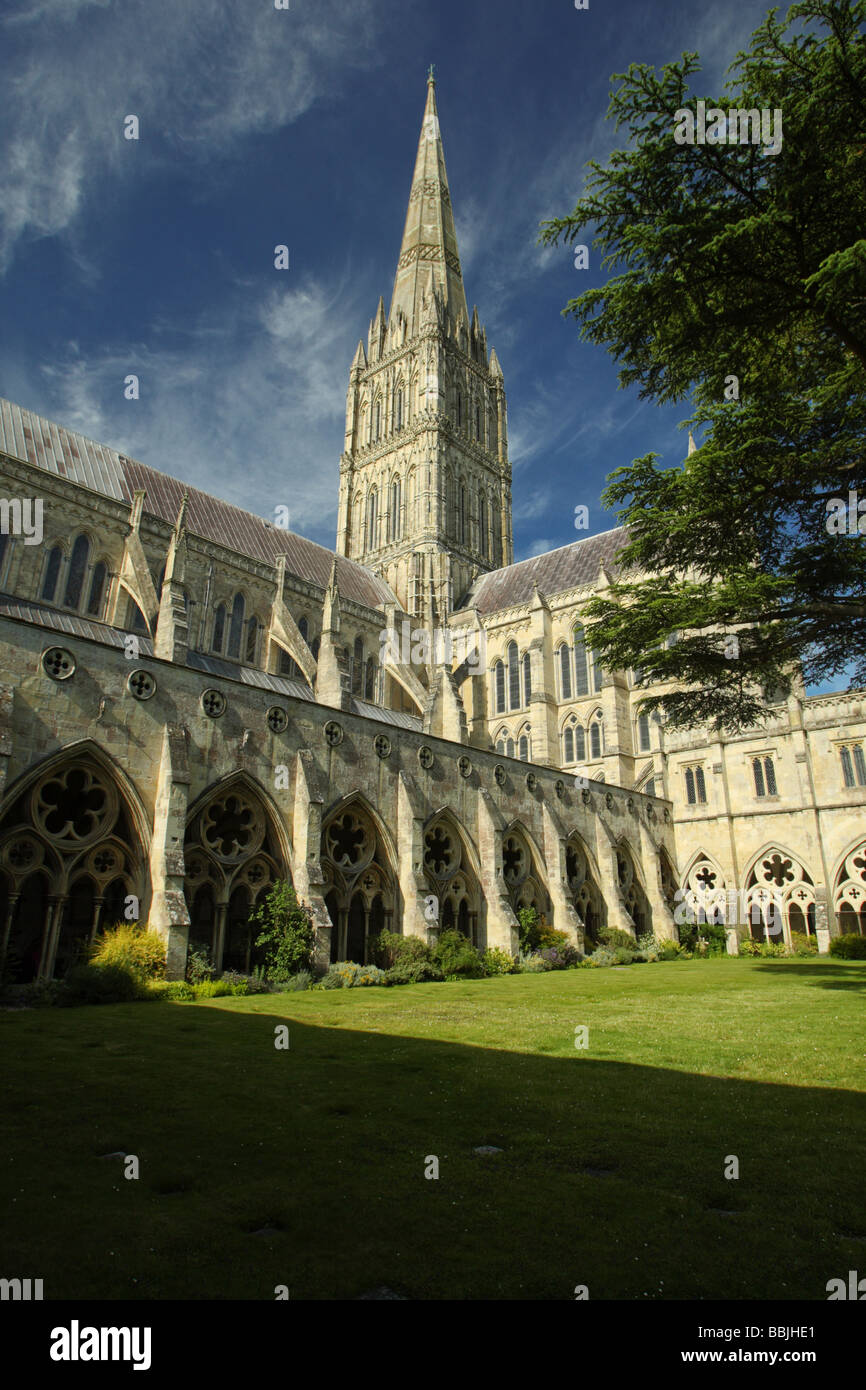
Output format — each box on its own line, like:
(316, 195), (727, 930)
(1, 999), (865, 1302)
(752, 961), (866, 991)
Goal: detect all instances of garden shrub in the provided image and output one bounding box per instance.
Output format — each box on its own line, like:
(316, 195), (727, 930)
(252, 881), (315, 979)
(383, 960), (444, 985)
(432, 929), (485, 978)
(0, 979), (64, 1008)
(514, 906), (542, 950)
(517, 951), (554, 973)
(149, 980), (195, 1001)
(90, 922), (166, 981)
(320, 961), (387, 988)
(61, 963), (145, 1005)
(370, 929), (431, 970)
(482, 947), (516, 976)
(191, 980), (236, 998)
(598, 927), (638, 952)
(829, 933), (866, 960)
(676, 919), (728, 956)
(582, 947), (618, 968)
(536, 924), (572, 953)
(658, 941), (684, 961)
(789, 931), (818, 957)
(186, 944), (216, 983)
(282, 970), (313, 992)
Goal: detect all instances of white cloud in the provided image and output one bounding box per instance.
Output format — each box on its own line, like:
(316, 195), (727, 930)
(0, 0), (382, 270)
(32, 277), (365, 540)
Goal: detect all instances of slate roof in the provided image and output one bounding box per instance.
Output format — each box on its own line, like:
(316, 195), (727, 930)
(459, 527), (631, 616)
(0, 397), (397, 612)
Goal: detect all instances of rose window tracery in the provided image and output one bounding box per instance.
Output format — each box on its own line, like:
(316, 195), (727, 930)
(32, 765), (116, 846)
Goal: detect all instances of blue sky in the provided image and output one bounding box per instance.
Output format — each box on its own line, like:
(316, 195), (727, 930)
(0, 0), (775, 560)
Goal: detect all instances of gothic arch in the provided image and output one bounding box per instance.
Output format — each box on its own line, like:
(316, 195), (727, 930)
(423, 810), (483, 946)
(502, 821), (550, 922)
(0, 743), (150, 982)
(833, 840), (866, 935)
(680, 850), (730, 923)
(320, 793), (398, 963)
(615, 838), (651, 938)
(742, 844), (816, 943)
(184, 772), (293, 973)
(565, 832), (606, 946)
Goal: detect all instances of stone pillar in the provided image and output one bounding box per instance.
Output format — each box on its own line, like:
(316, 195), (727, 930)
(396, 772), (431, 941)
(148, 724), (191, 979)
(541, 801), (582, 948)
(595, 832), (636, 936)
(214, 902), (228, 973)
(0, 892), (19, 975)
(636, 815), (677, 942)
(42, 895), (66, 979)
(476, 790), (519, 953)
(291, 749), (331, 971)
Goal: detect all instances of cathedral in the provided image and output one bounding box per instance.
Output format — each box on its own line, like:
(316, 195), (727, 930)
(0, 74), (864, 983)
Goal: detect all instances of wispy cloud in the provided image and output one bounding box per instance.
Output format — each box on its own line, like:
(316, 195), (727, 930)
(33, 277), (364, 542)
(0, 0), (382, 270)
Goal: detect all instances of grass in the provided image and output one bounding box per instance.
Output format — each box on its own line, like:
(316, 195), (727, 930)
(2, 956), (865, 1300)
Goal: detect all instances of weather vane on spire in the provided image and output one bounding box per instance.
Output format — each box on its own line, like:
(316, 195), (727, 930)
(427, 63), (435, 84)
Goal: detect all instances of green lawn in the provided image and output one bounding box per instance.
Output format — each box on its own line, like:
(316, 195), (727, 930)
(2, 957), (865, 1300)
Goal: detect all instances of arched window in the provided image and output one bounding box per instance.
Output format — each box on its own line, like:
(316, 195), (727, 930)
(592, 648), (604, 693)
(507, 641), (520, 710)
(352, 636), (364, 695)
(480, 496), (489, 557)
(494, 661), (505, 714)
(519, 732), (530, 762)
(685, 768), (696, 804)
(559, 645), (572, 700)
(496, 737), (505, 754)
(644, 778), (655, 799)
(696, 766), (706, 802)
(245, 617), (258, 665)
(374, 399), (382, 441)
(764, 756), (777, 795)
(522, 652), (532, 705)
(298, 616), (309, 641)
(395, 388), (403, 431)
(563, 725), (574, 763)
(590, 719), (602, 760)
(212, 603), (226, 653)
(63, 534), (90, 609)
(573, 626), (589, 696)
(575, 726), (586, 761)
(227, 593), (245, 659)
(41, 545), (63, 602)
(367, 490), (378, 550)
(459, 485), (467, 544)
(506, 736), (515, 758)
(456, 391), (463, 428)
(856, 746), (866, 785)
(364, 655), (377, 702)
(86, 561), (107, 617)
(475, 404), (481, 440)
(311, 635), (320, 661)
(389, 478), (401, 542)
(638, 712), (650, 752)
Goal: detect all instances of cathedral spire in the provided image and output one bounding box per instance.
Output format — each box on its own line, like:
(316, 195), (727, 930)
(389, 72), (469, 336)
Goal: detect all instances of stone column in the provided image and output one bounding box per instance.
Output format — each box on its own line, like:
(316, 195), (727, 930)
(476, 790), (519, 953)
(636, 815), (676, 942)
(541, 801), (583, 948)
(291, 750), (331, 971)
(148, 724), (192, 979)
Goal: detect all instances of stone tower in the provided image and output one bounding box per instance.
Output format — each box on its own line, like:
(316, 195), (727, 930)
(336, 71), (513, 627)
